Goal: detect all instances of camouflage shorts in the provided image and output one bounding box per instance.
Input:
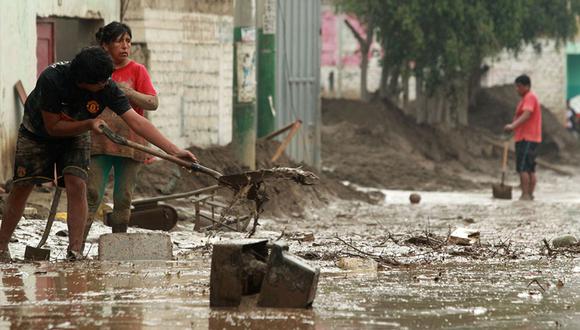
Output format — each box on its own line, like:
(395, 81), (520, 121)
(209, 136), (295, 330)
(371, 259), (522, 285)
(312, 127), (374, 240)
(13, 127), (90, 186)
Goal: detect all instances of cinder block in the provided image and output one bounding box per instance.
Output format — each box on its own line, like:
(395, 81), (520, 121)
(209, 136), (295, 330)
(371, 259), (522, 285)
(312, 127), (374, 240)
(98, 233), (173, 261)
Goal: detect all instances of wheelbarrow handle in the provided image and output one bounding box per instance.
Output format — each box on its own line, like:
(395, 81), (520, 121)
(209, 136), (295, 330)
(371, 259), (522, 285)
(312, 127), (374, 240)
(99, 125), (223, 180)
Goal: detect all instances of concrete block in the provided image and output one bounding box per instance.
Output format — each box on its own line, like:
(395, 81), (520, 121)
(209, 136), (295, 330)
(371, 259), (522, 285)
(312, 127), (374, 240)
(98, 233), (173, 261)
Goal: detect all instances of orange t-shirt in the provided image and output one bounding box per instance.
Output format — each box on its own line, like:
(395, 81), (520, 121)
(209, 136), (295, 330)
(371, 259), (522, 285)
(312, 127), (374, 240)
(513, 91), (542, 143)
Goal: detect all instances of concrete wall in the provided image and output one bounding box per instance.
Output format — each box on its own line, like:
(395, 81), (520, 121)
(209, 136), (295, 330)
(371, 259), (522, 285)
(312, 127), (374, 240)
(0, 0), (120, 183)
(125, 3), (234, 147)
(481, 40), (566, 120)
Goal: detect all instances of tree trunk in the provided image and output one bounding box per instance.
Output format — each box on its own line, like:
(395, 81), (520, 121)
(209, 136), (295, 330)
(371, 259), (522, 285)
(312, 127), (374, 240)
(344, 19), (373, 102)
(413, 78), (469, 129)
(360, 51), (370, 101)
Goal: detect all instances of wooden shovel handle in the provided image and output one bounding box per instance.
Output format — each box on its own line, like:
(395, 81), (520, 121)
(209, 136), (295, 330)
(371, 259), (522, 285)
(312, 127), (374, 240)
(99, 125), (223, 180)
(501, 141), (509, 172)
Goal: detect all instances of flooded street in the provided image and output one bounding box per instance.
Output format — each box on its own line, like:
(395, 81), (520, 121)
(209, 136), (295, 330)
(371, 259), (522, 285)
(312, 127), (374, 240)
(1, 171), (580, 329)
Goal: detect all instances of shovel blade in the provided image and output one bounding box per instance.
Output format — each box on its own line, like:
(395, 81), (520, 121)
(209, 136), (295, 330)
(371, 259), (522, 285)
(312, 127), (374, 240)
(24, 246), (51, 261)
(492, 184), (512, 200)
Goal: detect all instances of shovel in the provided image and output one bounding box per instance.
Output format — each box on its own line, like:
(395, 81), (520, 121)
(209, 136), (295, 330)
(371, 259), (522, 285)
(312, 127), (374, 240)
(24, 187), (62, 260)
(98, 125), (316, 190)
(99, 125), (225, 179)
(492, 140), (512, 199)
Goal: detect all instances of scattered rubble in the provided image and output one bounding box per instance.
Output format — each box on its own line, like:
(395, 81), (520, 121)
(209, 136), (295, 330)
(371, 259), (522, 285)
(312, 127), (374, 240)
(449, 228), (481, 246)
(551, 235), (578, 248)
(210, 239), (319, 308)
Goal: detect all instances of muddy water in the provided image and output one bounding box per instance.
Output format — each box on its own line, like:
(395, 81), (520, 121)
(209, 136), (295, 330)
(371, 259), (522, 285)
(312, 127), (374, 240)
(2, 172), (580, 328)
(0, 259), (578, 329)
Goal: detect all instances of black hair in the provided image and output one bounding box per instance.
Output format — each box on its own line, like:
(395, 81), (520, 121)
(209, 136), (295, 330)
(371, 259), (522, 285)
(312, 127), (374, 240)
(95, 21), (132, 44)
(70, 46), (113, 84)
(515, 74), (531, 87)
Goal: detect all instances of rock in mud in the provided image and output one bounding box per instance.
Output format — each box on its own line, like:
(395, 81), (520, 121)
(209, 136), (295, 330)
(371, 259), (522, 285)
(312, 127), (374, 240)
(449, 228), (480, 245)
(23, 207), (38, 218)
(98, 233), (173, 261)
(55, 230), (68, 237)
(336, 257), (378, 271)
(551, 235), (578, 248)
(410, 193), (421, 204)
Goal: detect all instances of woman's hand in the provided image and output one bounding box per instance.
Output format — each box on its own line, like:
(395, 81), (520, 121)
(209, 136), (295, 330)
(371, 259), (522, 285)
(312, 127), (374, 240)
(116, 81), (134, 97)
(174, 149), (198, 163)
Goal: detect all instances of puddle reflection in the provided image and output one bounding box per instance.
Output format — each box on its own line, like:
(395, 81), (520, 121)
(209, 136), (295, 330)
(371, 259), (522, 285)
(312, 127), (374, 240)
(0, 249), (578, 328)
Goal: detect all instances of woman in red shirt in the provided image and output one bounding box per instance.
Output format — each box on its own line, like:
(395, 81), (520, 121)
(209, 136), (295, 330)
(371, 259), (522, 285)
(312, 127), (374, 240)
(87, 22), (160, 234)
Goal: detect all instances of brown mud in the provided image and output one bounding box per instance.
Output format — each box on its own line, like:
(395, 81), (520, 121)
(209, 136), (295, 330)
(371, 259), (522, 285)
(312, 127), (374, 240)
(133, 139), (371, 218)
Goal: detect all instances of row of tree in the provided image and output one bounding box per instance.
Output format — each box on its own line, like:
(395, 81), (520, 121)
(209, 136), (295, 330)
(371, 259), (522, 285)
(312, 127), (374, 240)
(338, 0), (580, 128)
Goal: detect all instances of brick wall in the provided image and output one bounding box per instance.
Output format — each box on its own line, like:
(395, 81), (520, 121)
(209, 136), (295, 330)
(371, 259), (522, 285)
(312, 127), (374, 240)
(125, 7), (233, 148)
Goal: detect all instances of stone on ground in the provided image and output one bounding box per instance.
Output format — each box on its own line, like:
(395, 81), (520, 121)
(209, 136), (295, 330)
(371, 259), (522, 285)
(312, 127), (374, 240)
(98, 232), (173, 261)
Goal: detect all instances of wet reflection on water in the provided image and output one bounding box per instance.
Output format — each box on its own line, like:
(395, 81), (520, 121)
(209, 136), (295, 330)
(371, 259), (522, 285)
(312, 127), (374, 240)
(0, 258), (576, 329)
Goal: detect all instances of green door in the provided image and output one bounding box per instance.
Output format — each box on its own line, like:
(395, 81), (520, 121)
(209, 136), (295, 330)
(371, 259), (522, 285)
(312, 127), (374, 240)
(567, 54), (580, 99)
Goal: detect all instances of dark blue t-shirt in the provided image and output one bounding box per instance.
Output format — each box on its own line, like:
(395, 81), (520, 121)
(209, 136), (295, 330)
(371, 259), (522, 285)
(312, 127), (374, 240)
(22, 62), (131, 138)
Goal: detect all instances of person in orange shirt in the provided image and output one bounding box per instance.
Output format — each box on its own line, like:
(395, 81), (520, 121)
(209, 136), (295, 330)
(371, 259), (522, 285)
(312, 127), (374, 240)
(504, 74), (542, 201)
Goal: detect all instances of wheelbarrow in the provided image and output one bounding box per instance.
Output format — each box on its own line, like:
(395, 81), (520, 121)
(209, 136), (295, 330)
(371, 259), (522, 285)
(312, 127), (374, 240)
(93, 125), (318, 238)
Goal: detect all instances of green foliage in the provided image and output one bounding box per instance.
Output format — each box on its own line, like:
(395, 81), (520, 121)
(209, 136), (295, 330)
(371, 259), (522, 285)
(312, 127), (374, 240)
(338, 0), (580, 92)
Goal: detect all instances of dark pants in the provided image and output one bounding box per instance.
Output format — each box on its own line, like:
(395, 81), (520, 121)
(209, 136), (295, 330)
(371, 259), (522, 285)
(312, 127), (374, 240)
(515, 140), (539, 173)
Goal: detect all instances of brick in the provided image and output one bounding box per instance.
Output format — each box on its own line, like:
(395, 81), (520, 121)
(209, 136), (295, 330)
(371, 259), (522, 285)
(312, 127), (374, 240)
(98, 233), (173, 261)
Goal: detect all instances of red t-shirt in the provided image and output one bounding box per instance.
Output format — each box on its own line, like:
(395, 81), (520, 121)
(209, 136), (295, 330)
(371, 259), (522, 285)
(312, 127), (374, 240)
(514, 91), (542, 143)
(112, 61), (157, 116)
(91, 61), (157, 161)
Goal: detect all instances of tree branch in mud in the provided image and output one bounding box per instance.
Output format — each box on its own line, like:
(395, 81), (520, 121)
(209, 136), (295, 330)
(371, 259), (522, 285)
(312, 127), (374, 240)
(541, 238), (580, 258)
(542, 238), (553, 257)
(527, 279), (546, 292)
(336, 235), (401, 266)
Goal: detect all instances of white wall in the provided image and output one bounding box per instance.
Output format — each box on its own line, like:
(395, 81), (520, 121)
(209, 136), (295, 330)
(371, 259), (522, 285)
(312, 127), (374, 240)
(125, 8), (233, 148)
(482, 40), (566, 120)
(0, 0), (120, 182)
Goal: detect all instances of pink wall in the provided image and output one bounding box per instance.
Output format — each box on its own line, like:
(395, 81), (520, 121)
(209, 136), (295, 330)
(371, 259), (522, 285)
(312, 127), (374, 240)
(321, 10), (372, 67)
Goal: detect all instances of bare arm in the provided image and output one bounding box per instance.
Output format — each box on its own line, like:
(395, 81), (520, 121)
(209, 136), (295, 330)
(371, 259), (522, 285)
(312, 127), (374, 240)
(117, 82), (158, 111)
(120, 109), (197, 161)
(42, 111), (105, 136)
(504, 110), (531, 132)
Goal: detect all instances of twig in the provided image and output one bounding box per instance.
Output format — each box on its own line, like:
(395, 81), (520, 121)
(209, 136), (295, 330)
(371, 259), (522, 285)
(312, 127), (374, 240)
(542, 238), (553, 256)
(275, 228), (286, 241)
(336, 235), (400, 266)
(527, 279), (546, 292)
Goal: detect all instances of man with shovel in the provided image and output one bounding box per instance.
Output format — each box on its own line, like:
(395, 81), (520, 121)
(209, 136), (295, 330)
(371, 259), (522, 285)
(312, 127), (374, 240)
(0, 47), (197, 261)
(503, 74), (542, 201)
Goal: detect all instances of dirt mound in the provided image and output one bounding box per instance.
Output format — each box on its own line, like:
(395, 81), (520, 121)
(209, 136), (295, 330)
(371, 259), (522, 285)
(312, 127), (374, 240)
(469, 85), (580, 161)
(134, 139), (371, 217)
(322, 98), (498, 191)
(322, 86), (580, 192)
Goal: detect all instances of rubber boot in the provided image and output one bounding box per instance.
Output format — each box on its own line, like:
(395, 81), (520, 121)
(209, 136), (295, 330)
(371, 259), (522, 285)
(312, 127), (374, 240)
(109, 210), (129, 234)
(112, 224), (128, 233)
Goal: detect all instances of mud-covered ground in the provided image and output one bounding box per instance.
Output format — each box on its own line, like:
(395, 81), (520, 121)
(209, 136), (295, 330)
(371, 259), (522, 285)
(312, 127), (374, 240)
(0, 168), (579, 328)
